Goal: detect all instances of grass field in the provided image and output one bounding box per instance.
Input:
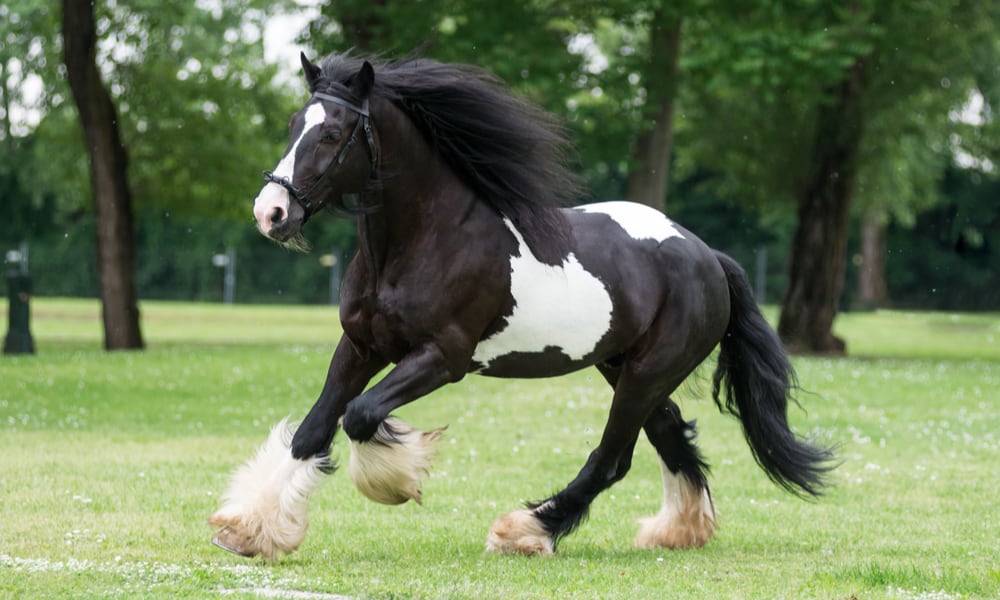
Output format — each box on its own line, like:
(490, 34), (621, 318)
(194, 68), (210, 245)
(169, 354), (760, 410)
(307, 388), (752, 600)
(1, 298), (998, 599)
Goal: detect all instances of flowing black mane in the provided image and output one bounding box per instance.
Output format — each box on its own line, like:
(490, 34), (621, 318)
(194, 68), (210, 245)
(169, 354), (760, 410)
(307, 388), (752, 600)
(313, 53), (582, 258)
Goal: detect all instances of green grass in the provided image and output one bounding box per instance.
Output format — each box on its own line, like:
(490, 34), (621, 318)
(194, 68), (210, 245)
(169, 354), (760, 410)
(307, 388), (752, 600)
(1, 298), (998, 599)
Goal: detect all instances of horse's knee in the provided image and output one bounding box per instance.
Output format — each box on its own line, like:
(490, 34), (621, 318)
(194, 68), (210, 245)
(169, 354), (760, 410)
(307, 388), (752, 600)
(290, 421), (332, 459)
(342, 400), (382, 442)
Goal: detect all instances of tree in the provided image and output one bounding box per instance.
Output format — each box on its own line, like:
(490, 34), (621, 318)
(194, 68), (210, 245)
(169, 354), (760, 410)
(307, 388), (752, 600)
(776, 56), (866, 353)
(36, 1), (295, 345)
(63, 0), (144, 349)
(674, 1), (997, 353)
(778, 1), (998, 353)
(855, 209), (889, 309)
(621, 7), (682, 212)
(549, 2), (700, 211)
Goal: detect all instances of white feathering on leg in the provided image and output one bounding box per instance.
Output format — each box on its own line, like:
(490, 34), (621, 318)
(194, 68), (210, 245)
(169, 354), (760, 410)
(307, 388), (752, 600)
(348, 417), (445, 505)
(485, 508), (554, 556)
(209, 418), (331, 560)
(635, 459), (717, 549)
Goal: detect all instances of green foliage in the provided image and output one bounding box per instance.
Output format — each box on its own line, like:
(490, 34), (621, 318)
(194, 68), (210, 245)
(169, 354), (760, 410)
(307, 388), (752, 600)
(676, 0), (999, 222)
(881, 166), (1000, 310)
(302, 0), (587, 114)
(3, 1), (299, 221)
(0, 2), (65, 242)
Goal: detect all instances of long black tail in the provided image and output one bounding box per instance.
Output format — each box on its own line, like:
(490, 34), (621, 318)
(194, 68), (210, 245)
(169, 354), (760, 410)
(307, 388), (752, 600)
(711, 251), (835, 497)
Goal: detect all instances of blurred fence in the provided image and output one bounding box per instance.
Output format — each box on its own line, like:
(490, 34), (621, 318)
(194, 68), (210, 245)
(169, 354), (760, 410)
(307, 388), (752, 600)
(6, 211), (354, 305)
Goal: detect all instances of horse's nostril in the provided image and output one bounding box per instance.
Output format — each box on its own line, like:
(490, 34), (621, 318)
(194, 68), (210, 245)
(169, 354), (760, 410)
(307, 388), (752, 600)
(269, 206), (286, 225)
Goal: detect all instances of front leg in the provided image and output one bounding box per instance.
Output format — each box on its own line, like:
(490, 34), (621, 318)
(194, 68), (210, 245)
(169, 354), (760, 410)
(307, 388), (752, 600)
(292, 336), (389, 460)
(340, 342), (462, 505)
(209, 335), (387, 560)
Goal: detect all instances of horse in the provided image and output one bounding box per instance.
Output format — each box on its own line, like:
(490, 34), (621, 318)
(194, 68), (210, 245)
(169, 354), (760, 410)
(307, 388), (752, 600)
(208, 52), (834, 560)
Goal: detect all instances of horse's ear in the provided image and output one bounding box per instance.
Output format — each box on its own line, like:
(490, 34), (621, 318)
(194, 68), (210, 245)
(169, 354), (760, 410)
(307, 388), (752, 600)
(301, 52), (322, 89)
(353, 61), (375, 99)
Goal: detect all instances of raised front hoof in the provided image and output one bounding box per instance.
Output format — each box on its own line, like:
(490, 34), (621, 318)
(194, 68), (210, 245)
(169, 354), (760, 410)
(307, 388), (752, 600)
(485, 509), (554, 556)
(348, 417), (445, 506)
(211, 525), (260, 558)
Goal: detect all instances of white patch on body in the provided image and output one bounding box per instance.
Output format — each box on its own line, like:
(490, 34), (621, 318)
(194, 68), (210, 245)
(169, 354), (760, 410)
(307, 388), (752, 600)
(472, 219), (613, 369)
(253, 102), (327, 233)
(634, 459), (717, 549)
(576, 201), (685, 242)
(208, 419), (330, 560)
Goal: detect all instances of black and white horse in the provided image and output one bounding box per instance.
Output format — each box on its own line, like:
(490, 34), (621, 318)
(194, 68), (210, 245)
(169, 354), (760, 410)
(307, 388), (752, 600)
(209, 53), (833, 559)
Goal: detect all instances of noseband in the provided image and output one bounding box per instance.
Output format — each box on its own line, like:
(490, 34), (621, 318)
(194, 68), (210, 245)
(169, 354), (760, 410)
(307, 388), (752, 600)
(263, 91), (379, 223)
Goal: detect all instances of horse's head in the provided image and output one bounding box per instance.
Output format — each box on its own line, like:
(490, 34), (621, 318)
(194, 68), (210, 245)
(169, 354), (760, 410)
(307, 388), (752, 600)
(253, 54), (378, 249)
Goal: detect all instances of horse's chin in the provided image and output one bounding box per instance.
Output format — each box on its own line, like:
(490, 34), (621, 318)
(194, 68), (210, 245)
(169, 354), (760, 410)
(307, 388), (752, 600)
(275, 231), (312, 253)
(263, 217), (312, 253)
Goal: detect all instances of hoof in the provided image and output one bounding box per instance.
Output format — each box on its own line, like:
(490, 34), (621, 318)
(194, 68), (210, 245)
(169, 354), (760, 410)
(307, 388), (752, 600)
(485, 509), (554, 556)
(348, 417), (445, 505)
(635, 483), (717, 549)
(634, 511), (716, 549)
(208, 419), (331, 561)
(211, 525), (259, 558)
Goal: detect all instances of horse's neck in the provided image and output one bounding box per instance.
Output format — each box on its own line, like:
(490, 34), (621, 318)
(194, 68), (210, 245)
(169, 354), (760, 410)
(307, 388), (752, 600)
(355, 103), (475, 281)
(356, 210), (387, 288)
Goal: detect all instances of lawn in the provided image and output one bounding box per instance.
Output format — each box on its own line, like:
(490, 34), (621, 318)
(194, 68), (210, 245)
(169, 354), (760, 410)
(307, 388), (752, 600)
(1, 298), (998, 599)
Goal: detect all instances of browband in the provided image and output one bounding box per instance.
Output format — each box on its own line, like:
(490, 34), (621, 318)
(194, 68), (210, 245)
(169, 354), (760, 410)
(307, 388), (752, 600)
(313, 91), (370, 117)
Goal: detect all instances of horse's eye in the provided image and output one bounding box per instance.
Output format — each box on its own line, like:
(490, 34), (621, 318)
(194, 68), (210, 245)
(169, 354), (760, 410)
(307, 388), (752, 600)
(321, 130), (343, 144)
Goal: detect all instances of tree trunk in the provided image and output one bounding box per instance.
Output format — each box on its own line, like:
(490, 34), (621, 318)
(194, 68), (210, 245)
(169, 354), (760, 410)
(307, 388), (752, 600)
(625, 9), (682, 213)
(62, 0), (144, 350)
(856, 209), (889, 310)
(777, 59), (867, 355)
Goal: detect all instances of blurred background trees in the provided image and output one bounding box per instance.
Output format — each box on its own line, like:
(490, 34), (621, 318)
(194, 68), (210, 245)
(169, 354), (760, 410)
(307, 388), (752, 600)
(2, 0), (997, 354)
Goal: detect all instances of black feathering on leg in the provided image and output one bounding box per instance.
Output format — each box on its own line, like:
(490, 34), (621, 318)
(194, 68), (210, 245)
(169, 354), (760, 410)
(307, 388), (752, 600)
(527, 496), (591, 550)
(643, 401), (711, 491)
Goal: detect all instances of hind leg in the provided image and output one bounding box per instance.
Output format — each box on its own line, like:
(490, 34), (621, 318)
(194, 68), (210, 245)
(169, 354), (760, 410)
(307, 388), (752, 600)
(485, 375), (645, 556)
(636, 400), (717, 549)
(486, 360), (668, 556)
(594, 364), (716, 548)
(598, 364), (716, 549)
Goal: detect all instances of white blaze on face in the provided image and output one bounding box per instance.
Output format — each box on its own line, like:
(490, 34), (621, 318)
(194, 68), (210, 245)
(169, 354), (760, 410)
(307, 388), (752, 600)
(576, 201), (685, 242)
(253, 102), (328, 234)
(473, 219), (613, 368)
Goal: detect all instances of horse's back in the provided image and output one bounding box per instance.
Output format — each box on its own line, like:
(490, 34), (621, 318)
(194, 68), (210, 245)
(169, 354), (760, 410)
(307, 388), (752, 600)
(566, 201), (728, 307)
